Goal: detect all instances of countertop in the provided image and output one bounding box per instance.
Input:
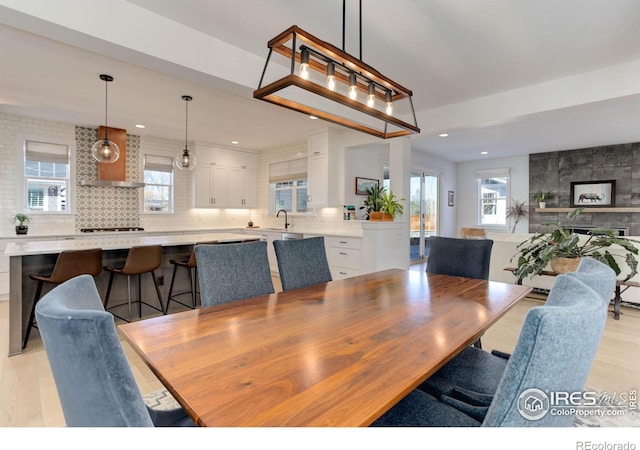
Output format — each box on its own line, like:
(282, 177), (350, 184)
(4, 232), (263, 256)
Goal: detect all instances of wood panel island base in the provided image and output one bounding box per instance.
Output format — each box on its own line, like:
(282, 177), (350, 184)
(4, 233), (261, 356)
(120, 269), (531, 427)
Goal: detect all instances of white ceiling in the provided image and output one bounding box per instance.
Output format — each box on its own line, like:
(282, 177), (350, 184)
(0, 0), (639, 162)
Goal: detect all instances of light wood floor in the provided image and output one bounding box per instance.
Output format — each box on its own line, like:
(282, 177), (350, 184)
(1, 272), (638, 427)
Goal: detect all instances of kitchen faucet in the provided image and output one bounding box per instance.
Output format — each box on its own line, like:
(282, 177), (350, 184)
(276, 209), (290, 230)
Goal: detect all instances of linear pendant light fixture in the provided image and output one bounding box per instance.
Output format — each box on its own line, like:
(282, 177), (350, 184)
(91, 74), (120, 163)
(254, 2), (420, 139)
(175, 95), (197, 170)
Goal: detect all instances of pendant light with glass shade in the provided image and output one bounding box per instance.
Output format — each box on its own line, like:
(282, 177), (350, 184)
(175, 95), (197, 171)
(91, 74), (120, 163)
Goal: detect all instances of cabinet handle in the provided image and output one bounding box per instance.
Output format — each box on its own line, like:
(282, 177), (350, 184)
(339, 252), (347, 255)
(313, 151), (321, 155)
(241, 165), (247, 169)
(339, 271), (347, 275)
(210, 162), (216, 166)
(339, 241), (348, 244)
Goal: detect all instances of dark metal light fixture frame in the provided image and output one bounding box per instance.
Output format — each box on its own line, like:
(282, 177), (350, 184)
(175, 95), (197, 171)
(91, 74), (120, 163)
(253, 25), (420, 139)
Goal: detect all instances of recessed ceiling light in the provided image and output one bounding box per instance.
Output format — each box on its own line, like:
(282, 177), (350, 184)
(135, 124), (145, 129)
(481, 151), (489, 155)
(309, 115), (318, 120)
(438, 133), (448, 137)
(231, 140), (239, 145)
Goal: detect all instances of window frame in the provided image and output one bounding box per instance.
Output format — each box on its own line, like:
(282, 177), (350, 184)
(17, 135), (76, 215)
(141, 153), (175, 214)
(476, 168), (510, 229)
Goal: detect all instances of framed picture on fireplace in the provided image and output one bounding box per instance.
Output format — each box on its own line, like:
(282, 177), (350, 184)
(570, 180), (615, 207)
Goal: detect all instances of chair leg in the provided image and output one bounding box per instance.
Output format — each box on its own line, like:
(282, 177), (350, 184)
(189, 267), (196, 308)
(165, 264), (179, 314)
(472, 337), (483, 349)
(23, 281), (44, 349)
(138, 274), (142, 319)
(104, 272), (115, 309)
(151, 271), (165, 314)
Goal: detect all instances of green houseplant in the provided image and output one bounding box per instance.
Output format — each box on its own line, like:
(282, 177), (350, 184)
(380, 190), (405, 221)
(530, 190), (554, 208)
(11, 213), (31, 235)
(512, 208), (640, 281)
(361, 185), (386, 220)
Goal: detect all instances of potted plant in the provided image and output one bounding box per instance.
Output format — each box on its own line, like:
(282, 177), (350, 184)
(512, 208), (640, 281)
(380, 190), (405, 221)
(361, 185), (386, 220)
(505, 199), (529, 233)
(530, 190), (554, 208)
(11, 213), (31, 235)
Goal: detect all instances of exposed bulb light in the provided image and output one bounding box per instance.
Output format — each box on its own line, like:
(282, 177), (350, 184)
(299, 48), (310, 80)
(326, 62), (336, 91)
(91, 74), (120, 164)
(348, 73), (358, 100)
(385, 91), (393, 115)
(175, 95), (197, 171)
(367, 83), (376, 108)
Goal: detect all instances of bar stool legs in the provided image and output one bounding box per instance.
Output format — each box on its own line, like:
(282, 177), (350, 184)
(103, 245), (165, 322)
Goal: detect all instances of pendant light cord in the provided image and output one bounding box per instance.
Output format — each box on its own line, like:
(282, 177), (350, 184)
(104, 78), (109, 140)
(185, 98), (188, 148)
(341, 0), (363, 60)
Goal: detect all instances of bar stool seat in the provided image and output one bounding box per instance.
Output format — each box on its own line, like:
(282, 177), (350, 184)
(103, 245), (165, 322)
(24, 248), (103, 349)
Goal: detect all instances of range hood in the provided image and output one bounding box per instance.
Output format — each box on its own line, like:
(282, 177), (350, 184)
(79, 126), (145, 188)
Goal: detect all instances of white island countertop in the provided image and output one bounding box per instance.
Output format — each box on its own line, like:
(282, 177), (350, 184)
(4, 232), (262, 256)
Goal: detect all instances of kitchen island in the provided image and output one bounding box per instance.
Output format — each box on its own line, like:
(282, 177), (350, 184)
(4, 232), (261, 356)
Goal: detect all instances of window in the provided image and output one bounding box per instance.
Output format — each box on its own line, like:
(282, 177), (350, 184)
(143, 154), (174, 213)
(476, 168), (509, 226)
(268, 158), (308, 213)
(24, 140), (70, 212)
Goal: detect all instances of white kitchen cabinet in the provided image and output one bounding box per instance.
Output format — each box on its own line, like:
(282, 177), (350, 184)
(314, 235), (362, 280)
(195, 144), (228, 166)
(194, 148), (257, 209)
(247, 230), (281, 274)
(194, 164), (228, 208)
(228, 167), (257, 208)
(306, 130), (341, 207)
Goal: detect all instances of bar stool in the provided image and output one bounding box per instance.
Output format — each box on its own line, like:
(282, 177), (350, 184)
(165, 246), (199, 314)
(23, 248), (103, 349)
(103, 245), (165, 322)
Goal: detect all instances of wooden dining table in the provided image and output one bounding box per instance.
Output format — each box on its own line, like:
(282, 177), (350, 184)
(119, 268), (531, 427)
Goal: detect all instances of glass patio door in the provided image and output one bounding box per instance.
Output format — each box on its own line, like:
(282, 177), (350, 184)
(410, 172), (438, 260)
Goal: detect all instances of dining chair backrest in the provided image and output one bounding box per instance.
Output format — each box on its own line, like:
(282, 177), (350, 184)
(273, 237), (333, 291)
(565, 257), (616, 307)
(195, 240), (275, 308)
(35, 275), (154, 426)
(482, 274), (607, 427)
(426, 236), (493, 280)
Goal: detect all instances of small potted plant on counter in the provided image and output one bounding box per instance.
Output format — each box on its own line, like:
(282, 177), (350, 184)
(512, 208), (640, 281)
(361, 185), (385, 220)
(530, 190), (554, 208)
(380, 190), (405, 221)
(11, 213), (31, 235)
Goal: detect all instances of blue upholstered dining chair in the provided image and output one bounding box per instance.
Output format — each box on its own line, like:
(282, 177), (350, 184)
(417, 257), (616, 403)
(194, 240), (275, 308)
(426, 235), (494, 348)
(426, 236), (493, 280)
(372, 273), (610, 427)
(35, 275), (194, 427)
(273, 237), (333, 291)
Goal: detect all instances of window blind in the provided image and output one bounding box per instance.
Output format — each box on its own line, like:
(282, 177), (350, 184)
(144, 154), (173, 173)
(25, 141), (69, 164)
(269, 158), (307, 183)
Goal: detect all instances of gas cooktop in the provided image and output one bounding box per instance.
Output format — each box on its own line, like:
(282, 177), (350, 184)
(80, 227), (145, 233)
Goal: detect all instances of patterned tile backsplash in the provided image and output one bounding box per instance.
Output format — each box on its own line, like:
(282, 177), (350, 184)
(75, 126), (140, 231)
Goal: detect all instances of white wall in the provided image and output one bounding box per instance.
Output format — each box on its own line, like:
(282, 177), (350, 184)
(411, 150), (458, 237)
(456, 155), (529, 236)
